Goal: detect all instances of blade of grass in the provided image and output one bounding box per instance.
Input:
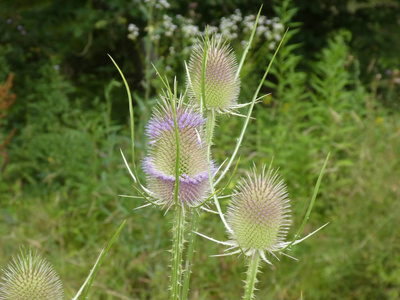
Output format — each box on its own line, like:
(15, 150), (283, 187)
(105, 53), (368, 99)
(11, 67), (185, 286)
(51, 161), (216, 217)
(108, 55), (136, 169)
(72, 220), (126, 300)
(282, 152), (330, 251)
(236, 5), (263, 80)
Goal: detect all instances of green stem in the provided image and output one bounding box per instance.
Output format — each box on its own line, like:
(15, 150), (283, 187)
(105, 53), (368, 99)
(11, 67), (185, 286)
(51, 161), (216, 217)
(181, 210), (199, 300)
(108, 55), (139, 184)
(181, 109), (215, 299)
(236, 6), (263, 80)
(243, 251), (261, 300)
(170, 205), (185, 300)
(169, 77), (184, 300)
(206, 110), (215, 143)
(180, 33), (214, 297)
(205, 110), (232, 232)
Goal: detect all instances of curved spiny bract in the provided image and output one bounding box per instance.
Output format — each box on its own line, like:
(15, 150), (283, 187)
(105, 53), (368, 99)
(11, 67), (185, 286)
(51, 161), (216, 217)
(188, 36), (240, 114)
(142, 96), (216, 208)
(0, 248), (64, 300)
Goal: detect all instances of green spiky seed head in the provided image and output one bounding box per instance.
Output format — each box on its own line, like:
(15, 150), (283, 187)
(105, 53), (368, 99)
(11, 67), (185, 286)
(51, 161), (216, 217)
(188, 36), (240, 113)
(0, 248), (64, 300)
(227, 165), (291, 253)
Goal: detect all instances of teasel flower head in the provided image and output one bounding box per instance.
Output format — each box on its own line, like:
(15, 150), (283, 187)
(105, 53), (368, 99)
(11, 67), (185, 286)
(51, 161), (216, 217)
(187, 36), (240, 114)
(142, 95), (216, 209)
(196, 163), (328, 265)
(226, 165), (291, 263)
(0, 247), (64, 300)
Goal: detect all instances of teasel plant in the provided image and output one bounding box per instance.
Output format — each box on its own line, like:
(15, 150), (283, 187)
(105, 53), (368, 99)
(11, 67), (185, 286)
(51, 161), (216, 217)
(196, 156), (329, 299)
(185, 6), (330, 300)
(113, 66), (224, 299)
(111, 4), (328, 299)
(140, 84), (218, 299)
(111, 7), (267, 298)
(181, 7), (290, 299)
(0, 223), (125, 300)
(0, 247), (63, 300)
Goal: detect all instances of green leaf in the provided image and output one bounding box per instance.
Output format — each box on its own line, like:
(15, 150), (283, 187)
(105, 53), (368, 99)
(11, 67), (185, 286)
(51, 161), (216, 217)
(72, 221), (126, 300)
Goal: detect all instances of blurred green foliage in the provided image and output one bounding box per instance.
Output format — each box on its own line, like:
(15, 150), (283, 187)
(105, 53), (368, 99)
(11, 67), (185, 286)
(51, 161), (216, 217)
(0, 0), (399, 299)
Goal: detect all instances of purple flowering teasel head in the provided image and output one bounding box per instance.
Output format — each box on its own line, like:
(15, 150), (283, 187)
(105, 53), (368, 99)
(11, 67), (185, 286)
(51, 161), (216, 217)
(187, 36), (240, 114)
(142, 96), (216, 209)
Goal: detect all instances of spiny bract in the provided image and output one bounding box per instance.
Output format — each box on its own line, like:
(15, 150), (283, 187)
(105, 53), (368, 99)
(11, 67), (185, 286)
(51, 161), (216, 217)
(188, 36), (240, 113)
(226, 165), (291, 261)
(0, 248), (64, 300)
(142, 96), (215, 208)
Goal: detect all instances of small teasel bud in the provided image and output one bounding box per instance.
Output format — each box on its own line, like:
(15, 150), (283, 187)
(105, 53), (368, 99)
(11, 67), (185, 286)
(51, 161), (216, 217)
(227, 165), (291, 254)
(142, 96), (215, 208)
(0, 247), (64, 300)
(188, 36), (240, 113)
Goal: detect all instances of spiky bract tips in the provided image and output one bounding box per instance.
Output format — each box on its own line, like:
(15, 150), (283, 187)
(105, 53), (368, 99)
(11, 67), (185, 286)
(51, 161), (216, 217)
(142, 96), (215, 209)
(0, 248), (64, 300)
(188, 36), (240, 114)
(227, 165), (291, 257)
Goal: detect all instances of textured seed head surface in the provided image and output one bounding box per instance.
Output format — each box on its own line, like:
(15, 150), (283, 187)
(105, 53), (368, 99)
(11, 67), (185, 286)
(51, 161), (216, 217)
(0, 248), (64, 300)
(227, 166), (291, 252)
(188, 37), (240, 113)
(143, 99), (214, 207)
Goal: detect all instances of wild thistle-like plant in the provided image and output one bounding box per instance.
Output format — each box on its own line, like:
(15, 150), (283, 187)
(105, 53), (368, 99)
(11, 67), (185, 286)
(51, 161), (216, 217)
(113, 6), (329, 299)
(0, 248), (63, 300)
(115, 73), (210, 299)
(197, 161), (328, 299)
(0, 222), (125, 300)
(141, 92), (216, 299)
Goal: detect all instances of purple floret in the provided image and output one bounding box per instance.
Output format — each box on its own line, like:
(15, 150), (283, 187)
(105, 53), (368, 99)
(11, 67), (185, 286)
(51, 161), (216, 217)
(142, 157), (217, 206)
(145, 108), (205, 140)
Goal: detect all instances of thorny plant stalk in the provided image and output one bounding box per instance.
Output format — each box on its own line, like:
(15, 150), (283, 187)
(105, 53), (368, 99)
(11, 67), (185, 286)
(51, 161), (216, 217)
(243, 251), (261, 300)
(170, 204), (185, 299)
(181, 30), (211, 299)
(181, 208), (199, 299)
(169, 79), (185, 300)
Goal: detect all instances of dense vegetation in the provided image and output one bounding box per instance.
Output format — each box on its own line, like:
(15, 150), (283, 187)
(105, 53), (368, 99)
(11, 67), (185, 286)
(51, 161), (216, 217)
(1, 0), (399, 299)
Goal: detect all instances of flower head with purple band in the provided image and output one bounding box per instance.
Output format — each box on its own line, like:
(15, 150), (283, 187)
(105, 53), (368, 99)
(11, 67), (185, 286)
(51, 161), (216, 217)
(142, 96), (216, 209)
(187, 36), (240, 114)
